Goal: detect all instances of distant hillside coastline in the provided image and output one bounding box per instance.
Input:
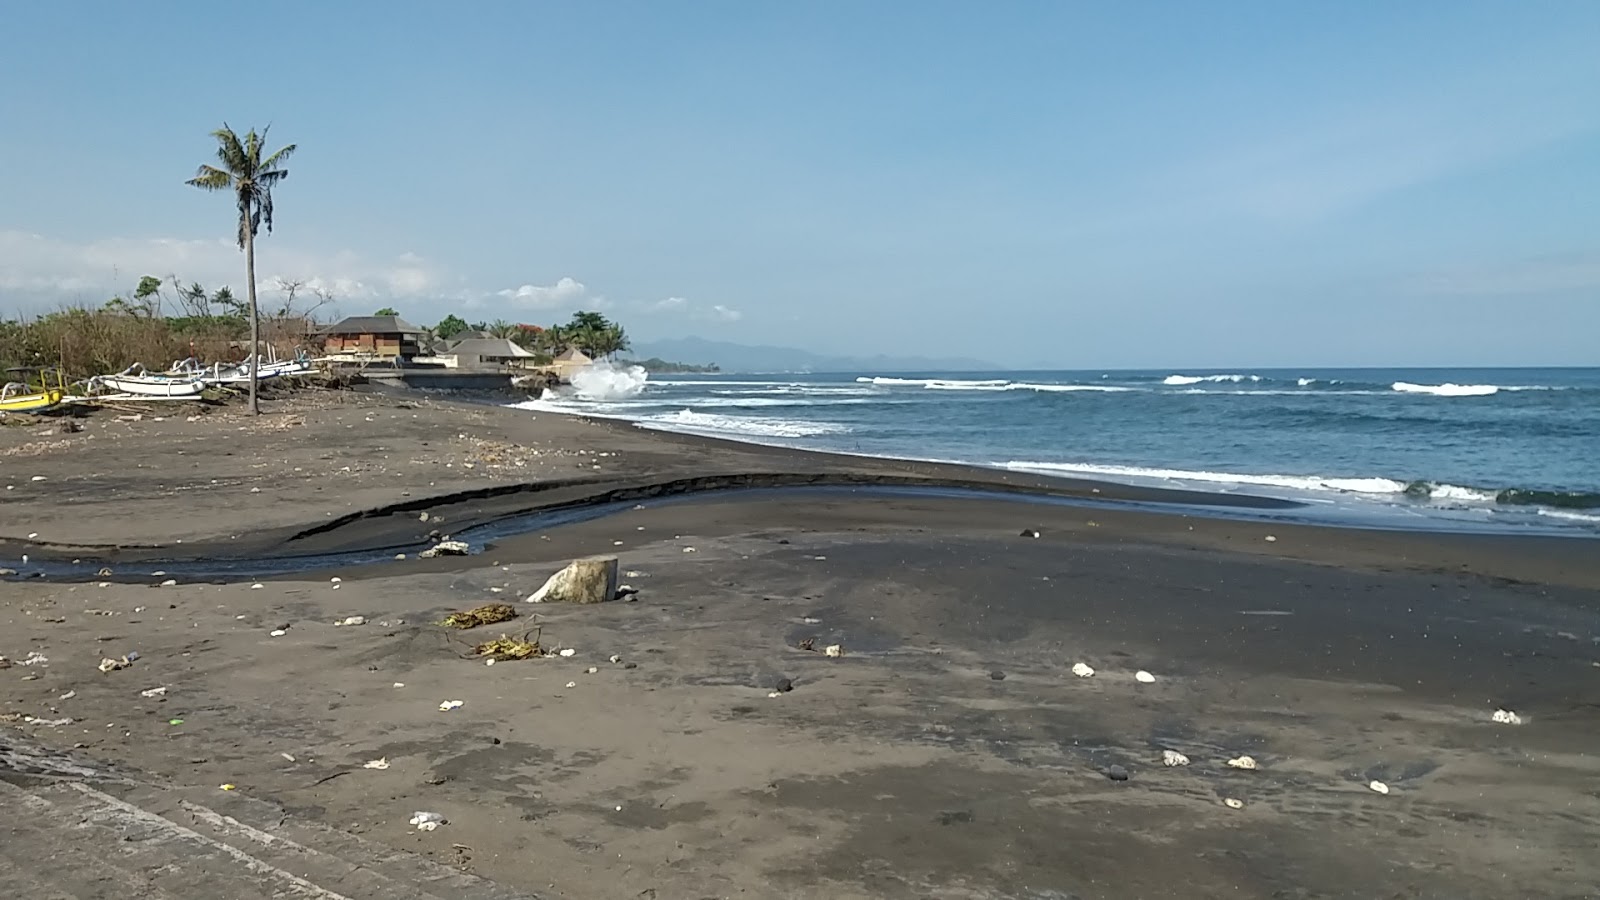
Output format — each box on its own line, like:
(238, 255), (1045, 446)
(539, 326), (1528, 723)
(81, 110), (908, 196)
(630, 337), (998, 374)
(618, 357), (721, 374)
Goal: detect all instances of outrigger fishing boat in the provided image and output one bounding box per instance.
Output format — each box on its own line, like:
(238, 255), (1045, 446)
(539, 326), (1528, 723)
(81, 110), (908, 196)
(0, 367), (67, 413)
(95, 362), (208, 398)
(211, 346), (313, 384)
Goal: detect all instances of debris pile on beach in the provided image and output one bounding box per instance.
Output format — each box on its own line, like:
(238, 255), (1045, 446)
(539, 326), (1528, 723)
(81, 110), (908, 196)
(437, 603), (518, 629)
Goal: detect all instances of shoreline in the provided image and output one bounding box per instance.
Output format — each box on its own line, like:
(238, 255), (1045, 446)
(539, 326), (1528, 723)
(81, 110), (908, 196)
(2, 391), (1599, 590)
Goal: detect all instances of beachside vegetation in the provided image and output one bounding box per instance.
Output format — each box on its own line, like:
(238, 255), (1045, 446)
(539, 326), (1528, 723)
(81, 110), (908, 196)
(187, 123), (296, 415)
(0, 274), (325, 378)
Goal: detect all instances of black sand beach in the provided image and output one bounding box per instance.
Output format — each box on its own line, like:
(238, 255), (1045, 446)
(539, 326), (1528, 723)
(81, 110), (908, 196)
(3, 393), (1599, 898)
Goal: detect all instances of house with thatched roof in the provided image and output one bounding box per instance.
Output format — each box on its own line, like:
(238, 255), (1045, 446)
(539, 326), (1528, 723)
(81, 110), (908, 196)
(318, 315), (426, 360)
(443, 337), (537, 368)
(549, 346), (593, 379)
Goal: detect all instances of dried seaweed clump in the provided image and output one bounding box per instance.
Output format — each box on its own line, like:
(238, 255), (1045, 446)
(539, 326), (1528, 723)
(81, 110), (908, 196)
(473, 631), (542, 661)
(437, 603), (517, 629)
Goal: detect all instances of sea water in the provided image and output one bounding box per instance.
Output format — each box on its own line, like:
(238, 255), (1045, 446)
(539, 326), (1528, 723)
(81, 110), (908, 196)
(511, 367), (1600, 535)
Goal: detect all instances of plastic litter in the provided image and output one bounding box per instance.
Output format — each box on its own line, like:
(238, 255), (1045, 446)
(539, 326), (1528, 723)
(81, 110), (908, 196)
(280, 752), (296, 762)
(19, 652), (48, 666)
(409, 811), (445, 831)
(1135, 670), (1156, 683)
(564, 681), (577, 689)
(220, 784), (237, 791)
(159, 579), (178, 587)
(1070, 662), (1095, 678)
(251, 583), (264, 589)
(1226, 755), (1258, 770)
(57, 690), (76, 701)
(139, 686), (168, 698)
(438, 700), (464, 711)
(269, 629), (287, 637)
(335, 616), (367, 627)
(824, 644), (843, 658)
(609, 655), (622, 664)
(1491, 708), (1523, 725)
(363, 758), (391, 770)
(558, 648), (577, 658)
(1162, 750), (1190, 767)
(1368, 780), (1390, 794)
(1223, 798), (1244, 809)
(98, 655), (134, 673)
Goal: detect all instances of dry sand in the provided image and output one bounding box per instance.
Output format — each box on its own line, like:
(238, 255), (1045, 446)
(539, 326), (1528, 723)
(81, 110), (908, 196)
(4, 392), (1599, 898)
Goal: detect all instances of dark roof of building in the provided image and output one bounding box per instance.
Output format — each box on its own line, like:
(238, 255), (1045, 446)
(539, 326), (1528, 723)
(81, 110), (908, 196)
(319, 315), (424, 336)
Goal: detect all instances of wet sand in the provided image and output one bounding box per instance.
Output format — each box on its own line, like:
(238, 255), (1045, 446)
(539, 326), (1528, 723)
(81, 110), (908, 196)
(4, 393), (1600, 898)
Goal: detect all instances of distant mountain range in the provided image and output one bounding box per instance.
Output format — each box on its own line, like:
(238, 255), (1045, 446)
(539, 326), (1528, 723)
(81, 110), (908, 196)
(629, 337), (998, 374)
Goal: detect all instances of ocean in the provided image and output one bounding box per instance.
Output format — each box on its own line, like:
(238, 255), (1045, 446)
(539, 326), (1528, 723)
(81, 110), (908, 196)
(512, 367), (1600, 536)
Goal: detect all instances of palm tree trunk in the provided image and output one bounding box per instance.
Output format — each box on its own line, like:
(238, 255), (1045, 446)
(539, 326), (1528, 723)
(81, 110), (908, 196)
(244, 223), (260, 415)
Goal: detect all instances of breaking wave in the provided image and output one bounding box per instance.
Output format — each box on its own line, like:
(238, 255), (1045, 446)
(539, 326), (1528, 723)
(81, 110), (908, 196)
(1163, 374), (1262, 385)
(636, 409), (852, 438)
(1392, 382), (1499, 397)
(1001, 461), (1406, 495)
(553, 361), (649, 401)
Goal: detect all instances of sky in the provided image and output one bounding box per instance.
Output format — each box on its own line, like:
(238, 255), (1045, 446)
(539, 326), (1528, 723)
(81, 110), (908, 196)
(1, 1), (1597, 367)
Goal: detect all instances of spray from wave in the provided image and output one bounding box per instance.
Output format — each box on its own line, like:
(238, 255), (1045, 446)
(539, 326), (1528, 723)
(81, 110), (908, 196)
(548, 361), (650, 402)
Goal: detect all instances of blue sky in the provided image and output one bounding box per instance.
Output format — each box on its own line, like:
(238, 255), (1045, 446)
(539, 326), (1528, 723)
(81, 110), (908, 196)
(1, 1), (1597, 367)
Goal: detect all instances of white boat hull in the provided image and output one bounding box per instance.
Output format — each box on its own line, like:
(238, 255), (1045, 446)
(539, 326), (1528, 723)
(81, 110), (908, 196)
(98, 376), (208, 397)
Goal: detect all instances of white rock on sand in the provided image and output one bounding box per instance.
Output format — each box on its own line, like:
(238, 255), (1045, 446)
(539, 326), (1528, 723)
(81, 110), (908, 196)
(419, 540), (470, 558)
(526, 556), (619, 604)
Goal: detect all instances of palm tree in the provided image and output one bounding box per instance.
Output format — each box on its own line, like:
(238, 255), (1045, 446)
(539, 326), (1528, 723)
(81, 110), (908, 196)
(187, 124), (296, 414)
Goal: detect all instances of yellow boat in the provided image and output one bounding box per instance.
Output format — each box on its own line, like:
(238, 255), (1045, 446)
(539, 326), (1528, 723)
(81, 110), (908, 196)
(0, 367), (67, 413)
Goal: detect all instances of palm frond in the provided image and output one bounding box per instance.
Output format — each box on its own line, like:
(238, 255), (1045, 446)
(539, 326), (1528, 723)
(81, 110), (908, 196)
(186, 165), (235, 191)
(212, 125), (247, 174)
(258, 143), (297, 172)
(244, 128), (262, 169)
(256, 169), (289, 189)
(259, 188), (276, 234)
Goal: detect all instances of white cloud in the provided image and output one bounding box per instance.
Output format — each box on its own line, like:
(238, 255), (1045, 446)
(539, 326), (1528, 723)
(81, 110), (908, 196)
(494, 277), (588, 308)
(0, 230), (444, 311)
(643, 295), (742, 322)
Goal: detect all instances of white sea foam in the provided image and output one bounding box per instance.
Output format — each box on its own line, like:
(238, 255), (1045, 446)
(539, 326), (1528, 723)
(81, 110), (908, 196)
(1000, 460), (1407, 495)
(1427, 483), (1500, 503)
(1012, 383), (1136, 393)
(636, 409), (851, 438)
(857, 377), (1010, 389)
(1297, 378), (1316, 387)
(855, 376), (1134, 393)
(1162, 374), (1262, 386)
(1391, 382), (1500, 397)
(558, 361), (649, 401)
(1537, 508), (1600, 524)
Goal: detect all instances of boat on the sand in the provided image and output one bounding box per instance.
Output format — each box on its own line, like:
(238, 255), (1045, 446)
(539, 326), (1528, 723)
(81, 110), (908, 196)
(0, 367), (67, 413)
(96, 363), (208, 397)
